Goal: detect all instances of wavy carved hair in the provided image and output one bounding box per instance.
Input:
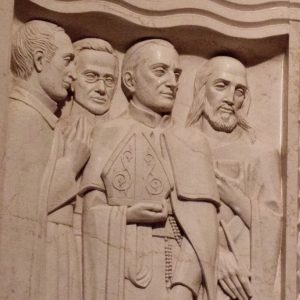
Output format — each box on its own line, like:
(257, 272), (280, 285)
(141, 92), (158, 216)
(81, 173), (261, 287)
(73, 38), (119, 78)
(121, 39), (176, 100)
(11, 20), (65, 80)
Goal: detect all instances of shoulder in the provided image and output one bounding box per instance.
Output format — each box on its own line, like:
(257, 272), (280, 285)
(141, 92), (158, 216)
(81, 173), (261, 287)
(8, 99), (44, 123)
(248, 139), (279, 161)
(166, 125), (211, 153)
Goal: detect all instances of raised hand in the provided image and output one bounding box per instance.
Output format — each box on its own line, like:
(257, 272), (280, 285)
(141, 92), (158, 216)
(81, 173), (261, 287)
(63, 116), (92, 175)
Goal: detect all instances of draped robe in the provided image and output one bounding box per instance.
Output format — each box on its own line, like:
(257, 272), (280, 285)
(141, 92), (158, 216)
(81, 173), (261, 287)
(207, 132), (282, 300)
(80, 102), (220, 300)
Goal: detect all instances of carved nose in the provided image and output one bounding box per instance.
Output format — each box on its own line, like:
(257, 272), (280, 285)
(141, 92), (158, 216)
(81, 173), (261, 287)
(166, 72), (178, 91)
(96, 80), (106, 95)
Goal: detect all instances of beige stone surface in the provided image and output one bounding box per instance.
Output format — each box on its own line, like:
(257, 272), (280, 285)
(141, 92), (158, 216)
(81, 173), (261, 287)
(1, 0), (300, 299)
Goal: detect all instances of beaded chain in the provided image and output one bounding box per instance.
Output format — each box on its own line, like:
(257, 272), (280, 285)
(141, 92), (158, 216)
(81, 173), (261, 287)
(164, 216), (183, 288)
(169, 216), (182, 246)
(164, 237), (172, 288)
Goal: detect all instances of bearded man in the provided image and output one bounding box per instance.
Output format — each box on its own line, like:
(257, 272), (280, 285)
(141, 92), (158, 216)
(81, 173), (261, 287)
(186, 56), (282, 300)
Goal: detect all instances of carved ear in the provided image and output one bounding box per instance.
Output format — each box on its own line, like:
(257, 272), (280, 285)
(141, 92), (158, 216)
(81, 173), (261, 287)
(33, 50), (45, 73)
(122, 71), (136, 93)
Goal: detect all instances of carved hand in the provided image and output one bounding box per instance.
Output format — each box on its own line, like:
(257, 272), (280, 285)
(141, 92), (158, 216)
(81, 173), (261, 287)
(126, 199), (168, 224)
(218, 247), (252, 300)
(63, 116), (92, 175)
(215, 169), (251, 228)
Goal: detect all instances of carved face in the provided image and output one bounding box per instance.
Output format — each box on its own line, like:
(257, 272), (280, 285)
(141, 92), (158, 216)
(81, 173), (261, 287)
(39, 31), (76, 102)
(73, 49), (118, 115)
(204, 58), (248, 133)
(131, 44), (182, 114)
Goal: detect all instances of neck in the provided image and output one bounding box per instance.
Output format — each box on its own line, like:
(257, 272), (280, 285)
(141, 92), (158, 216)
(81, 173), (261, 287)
(200, 116), (242, 146)
(132, 96), (169, 119)
(16, 77), (58, 113)
(71, 101), (95, 119)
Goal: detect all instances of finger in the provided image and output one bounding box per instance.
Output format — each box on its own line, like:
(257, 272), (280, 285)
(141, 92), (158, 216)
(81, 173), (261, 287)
(66, 126), (76, 144)
(231, 275), (248, 300)
(161, 199), (168, 215)
(223, 277), (243, 300)
(141, 203), (163, 212)
(216, 178), (222, 187)
(219, 279), (236, 299)
(87, 132), (93, 149)
(146, 211), (168, 222)
(62, 124), (72, 137)
(81, 117), (89, 142)
(76, 117), (85, 140)
(237, 274), (252, 298)
(215, 168), (225, 180)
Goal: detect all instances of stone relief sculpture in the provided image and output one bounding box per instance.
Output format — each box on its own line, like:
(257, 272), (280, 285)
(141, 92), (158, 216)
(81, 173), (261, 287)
(0, 20), (91, 300)
(1, 0), (299, 299)
(186, 56), (282, 300)
(80, 39), (221, 300)
(63, 37), (119, 296)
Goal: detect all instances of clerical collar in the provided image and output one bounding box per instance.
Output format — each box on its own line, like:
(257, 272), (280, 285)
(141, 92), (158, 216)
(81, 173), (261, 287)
(128, 101), (171, 128)
(10, 80), (58, 129)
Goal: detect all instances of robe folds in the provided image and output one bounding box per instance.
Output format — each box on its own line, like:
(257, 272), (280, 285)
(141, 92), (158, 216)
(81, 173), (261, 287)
(80, 102), (220, 300)
(211, 133), (282, 300)
(0, 84), (58, 299)
(0, 83), (81, 300)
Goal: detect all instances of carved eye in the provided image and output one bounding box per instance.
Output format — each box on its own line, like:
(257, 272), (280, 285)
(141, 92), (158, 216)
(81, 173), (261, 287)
(104, 76), (115, 87)
(214, 81), (227, 90)
(174, 71), (181, 81)
(153, 67), (166, 77)
(84, 72), (98, 83)
(235, 88), (246, 98)
(64, 56), (72, 66)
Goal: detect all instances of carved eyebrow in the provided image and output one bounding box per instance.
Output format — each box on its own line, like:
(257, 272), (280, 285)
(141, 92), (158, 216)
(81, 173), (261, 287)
(236, 84), (248, 90)
(151, 63), (169, 69)
(174, 68), (182, 74)
(213, 79), (230, 85)
(82, 69), (99, 75)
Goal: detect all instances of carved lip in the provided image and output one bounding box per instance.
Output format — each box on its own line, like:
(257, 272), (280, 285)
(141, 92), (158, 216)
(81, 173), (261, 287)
(160, 92), (175, 99)
(91, 97), (107, 103)
(219, 106), (234, 114)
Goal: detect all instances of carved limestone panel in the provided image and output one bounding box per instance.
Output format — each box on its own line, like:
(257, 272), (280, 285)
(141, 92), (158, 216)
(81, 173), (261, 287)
(0, 0), (299, 300)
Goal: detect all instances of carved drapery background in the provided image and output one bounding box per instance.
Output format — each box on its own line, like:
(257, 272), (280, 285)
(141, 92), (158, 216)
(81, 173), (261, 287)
(2, 0), (300, 299)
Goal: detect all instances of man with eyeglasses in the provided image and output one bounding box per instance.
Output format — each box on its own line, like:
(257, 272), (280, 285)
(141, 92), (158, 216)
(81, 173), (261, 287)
(56, 38), (119, 298)
(70, 38), (119, 123)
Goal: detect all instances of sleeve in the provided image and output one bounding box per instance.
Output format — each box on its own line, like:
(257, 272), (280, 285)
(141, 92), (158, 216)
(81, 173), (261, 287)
(164, 126), (220, 207)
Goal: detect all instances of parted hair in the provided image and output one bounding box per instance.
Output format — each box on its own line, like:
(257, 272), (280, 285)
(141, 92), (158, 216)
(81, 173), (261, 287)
(11, 20), (64, 80)
(121, 39), (176, 100)
(73, 38), (119, 77)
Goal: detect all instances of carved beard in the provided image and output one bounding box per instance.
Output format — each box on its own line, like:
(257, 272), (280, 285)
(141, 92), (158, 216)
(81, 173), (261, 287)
(203, 98), (238, 133)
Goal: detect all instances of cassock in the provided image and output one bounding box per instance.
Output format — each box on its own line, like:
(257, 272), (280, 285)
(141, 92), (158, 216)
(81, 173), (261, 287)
(80, 101), (220, 300)
(0, 81), (81, 300)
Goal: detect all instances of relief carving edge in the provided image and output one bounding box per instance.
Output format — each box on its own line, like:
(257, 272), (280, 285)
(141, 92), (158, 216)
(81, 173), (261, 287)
(1, 0), (298, 300)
